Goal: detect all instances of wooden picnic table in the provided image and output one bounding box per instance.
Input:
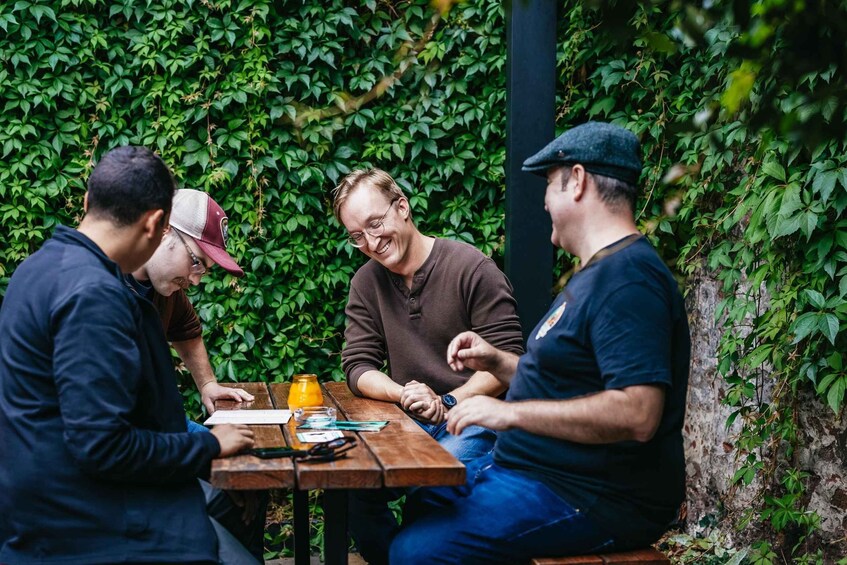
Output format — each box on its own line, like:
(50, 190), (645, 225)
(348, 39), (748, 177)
(209, 381), (466, 565)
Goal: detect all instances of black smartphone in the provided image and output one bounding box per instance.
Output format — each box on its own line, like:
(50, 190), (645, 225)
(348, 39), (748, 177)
(250, 447), (298, 459)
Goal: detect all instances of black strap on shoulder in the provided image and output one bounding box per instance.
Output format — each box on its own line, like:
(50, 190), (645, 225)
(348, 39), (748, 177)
(578, 233), (643, 272)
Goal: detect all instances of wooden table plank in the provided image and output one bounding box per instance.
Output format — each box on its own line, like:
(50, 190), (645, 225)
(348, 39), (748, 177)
(323, 382), (466, 488)
(269, 383), (383, 490)
(210, 382), (295, 490)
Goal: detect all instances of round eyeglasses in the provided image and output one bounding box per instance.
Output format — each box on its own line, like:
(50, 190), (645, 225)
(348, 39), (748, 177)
(172, 229), (207, 276)
(347, 198), (399, 248)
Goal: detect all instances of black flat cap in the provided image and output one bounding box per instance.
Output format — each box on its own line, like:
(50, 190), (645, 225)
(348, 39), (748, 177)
(522, 121), (642, 184)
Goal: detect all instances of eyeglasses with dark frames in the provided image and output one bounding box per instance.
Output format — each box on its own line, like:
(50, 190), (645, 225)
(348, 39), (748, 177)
(249, 436), (357, 462)
(347, 198), (400, 248)
(172, 229), (207, 276)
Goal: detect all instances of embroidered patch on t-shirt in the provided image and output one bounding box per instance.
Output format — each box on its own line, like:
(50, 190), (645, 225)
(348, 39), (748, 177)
(535, 302), (566, 340)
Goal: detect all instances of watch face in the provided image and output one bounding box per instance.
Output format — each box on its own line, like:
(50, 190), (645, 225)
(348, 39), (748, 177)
(441, 394), (457, 409)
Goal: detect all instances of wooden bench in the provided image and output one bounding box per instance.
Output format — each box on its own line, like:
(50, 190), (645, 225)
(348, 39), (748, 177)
(532, 547), (669, 565)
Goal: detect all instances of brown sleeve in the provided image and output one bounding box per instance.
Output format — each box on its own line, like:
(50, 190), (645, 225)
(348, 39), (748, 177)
(342, 281), (387, 397)
(161, 290), (203, 343)
(467, 258), (525, 356)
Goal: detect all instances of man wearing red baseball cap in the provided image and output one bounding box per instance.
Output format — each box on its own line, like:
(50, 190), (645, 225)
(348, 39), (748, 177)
(127, 189), (265, 561)
(129, 189), (251, 414)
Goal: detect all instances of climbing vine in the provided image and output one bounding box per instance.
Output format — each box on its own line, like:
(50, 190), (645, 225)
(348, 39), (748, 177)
(1, 0), (845, 560)
(554, 1), (847, 561)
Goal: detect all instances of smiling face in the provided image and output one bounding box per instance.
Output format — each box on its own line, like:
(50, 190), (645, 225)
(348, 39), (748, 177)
(338, 183), (415, 274)
(140, 229), (211, 296)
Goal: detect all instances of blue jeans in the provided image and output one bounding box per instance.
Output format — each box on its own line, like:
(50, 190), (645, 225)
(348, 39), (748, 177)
(389, 453), (616, 564)
(349, 423), (496, 565)
(412, 421), (496, 462)
(187, 416), (210, 434)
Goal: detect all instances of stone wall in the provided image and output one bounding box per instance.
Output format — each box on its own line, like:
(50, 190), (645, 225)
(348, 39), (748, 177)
(684, 270), (847, 559)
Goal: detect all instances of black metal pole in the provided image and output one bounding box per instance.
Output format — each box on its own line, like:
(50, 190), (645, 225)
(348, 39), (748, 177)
(505, 0), (557, 340)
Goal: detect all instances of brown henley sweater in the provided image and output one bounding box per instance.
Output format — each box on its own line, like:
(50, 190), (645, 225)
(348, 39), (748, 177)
(343, 238), (524, 396)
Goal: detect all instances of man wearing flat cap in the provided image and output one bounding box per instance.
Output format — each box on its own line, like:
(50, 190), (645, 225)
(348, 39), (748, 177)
(390, 122), (690, 563)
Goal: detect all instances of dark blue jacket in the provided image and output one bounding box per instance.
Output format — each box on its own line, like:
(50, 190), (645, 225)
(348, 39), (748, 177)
(0, 226), (221, 563)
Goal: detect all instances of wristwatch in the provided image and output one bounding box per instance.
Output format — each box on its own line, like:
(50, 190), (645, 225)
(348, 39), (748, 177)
(440, 394), (457, 410)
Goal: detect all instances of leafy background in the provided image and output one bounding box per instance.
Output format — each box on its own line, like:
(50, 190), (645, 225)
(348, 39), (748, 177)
(2, 0), (846, 562)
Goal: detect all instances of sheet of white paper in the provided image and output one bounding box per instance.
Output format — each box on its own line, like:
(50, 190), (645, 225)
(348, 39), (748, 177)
(203, 409), (291, 426)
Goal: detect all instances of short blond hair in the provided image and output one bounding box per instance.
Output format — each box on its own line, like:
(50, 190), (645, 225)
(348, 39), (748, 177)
(332, 168), (405, 221)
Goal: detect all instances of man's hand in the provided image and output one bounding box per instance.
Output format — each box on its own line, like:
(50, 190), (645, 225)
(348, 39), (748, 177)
(446, 396), (517, 436)
(201, 382), (254, 415)
(447, 331), (503, 374)
(401, 381), (446, 424)
(417, 397), (447, 425)
(211, 424), (255, 457)
(400, 380), (438, 412)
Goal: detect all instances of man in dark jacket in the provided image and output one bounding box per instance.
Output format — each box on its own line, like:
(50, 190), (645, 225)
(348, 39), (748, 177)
(0, 146), (255, 563)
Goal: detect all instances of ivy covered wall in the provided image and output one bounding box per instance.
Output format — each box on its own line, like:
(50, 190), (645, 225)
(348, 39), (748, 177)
(1, 0), (845, 561)
(552, 2), (847, 562)
(0, 0), (507, 397)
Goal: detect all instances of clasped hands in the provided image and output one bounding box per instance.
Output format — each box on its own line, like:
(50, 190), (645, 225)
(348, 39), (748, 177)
(400, 380), (446, 425)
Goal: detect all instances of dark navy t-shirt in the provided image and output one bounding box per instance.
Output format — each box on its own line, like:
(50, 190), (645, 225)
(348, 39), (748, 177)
(494, 236), (690, 547)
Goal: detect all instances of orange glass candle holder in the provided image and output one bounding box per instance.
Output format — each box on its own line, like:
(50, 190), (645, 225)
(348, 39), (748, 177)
(288, 374), (323, 410)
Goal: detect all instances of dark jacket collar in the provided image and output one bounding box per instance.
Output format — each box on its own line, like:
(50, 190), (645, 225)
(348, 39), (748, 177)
(52, 224), (125, 279)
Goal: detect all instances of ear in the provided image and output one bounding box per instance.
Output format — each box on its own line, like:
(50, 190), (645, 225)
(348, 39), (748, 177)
(83, 191), (90, 212)
(571, 165), (588, 201)
(397, 197), (411, 220)
(141, 209), (167, 240)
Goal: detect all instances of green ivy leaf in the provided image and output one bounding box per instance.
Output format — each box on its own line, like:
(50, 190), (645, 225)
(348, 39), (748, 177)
(762, 160), (786, 182)
(791, 312), (819, 343)
(813, 169), (838, 202)
(821, 313), (840, 345)
(805, 289), (825, 309)
(826, 375), (846, 413)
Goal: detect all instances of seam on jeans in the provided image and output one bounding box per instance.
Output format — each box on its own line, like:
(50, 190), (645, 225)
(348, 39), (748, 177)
(586, 538), (615, 553)
(505, 510), (615, 550)
(475, 462), (494, 482)
(505, 509), (579, 543)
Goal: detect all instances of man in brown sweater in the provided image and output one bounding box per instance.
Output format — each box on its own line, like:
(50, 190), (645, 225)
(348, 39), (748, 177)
(333, 168), (524, 565)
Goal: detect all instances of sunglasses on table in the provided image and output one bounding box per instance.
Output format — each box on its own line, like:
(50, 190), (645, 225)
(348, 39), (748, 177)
(249, 437), (357, 462)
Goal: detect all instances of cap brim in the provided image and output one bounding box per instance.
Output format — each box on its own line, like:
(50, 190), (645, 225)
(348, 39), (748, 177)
(520, 162), (552, 177)
(195, 240), (244, 277)
(521, 151), (562, 178)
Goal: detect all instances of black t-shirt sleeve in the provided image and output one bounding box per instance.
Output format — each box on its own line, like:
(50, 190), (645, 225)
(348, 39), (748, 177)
(590, 280), (674, 390)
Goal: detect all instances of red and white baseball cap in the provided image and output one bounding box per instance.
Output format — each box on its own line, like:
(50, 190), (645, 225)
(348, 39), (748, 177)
(169, 189), (244, 277)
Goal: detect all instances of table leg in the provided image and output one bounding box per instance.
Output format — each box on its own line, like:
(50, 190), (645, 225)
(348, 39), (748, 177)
(323, 489), (349, 565)
(293, 489), (310, 565)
